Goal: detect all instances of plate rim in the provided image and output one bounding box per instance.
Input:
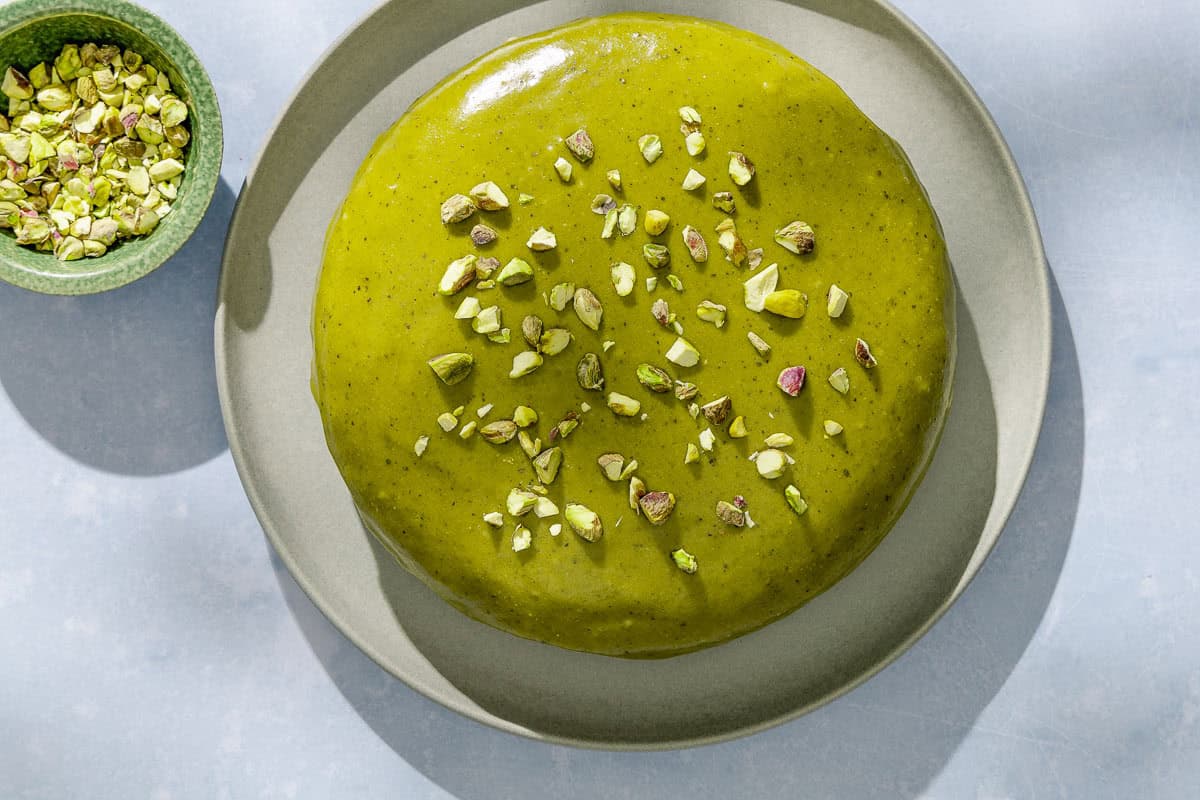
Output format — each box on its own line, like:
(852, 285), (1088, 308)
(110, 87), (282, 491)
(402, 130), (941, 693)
(215, 0), (1051, 750)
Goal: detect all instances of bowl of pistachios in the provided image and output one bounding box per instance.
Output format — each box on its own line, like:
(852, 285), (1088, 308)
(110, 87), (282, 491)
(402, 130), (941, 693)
(0, 0), (221, 295)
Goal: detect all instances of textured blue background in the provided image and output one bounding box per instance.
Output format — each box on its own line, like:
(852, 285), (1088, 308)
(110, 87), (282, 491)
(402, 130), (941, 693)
(2, 1), (1197, 797)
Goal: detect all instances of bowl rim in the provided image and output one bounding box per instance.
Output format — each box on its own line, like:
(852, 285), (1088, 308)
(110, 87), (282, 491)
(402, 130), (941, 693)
(0, 0), (223, 295)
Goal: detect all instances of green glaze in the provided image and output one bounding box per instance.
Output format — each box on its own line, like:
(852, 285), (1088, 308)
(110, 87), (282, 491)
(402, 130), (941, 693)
(0, 0), (221, 295)
(314, 13), (954, 657)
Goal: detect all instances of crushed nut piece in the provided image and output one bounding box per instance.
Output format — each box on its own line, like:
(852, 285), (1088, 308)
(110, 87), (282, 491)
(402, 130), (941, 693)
(682, 225), (708, 263)
(606, 169), (622, 191)
(674, 381), (698, 401)
(644, 209), (670, 235)
(777, 365), (807, 397)
(521, 315), (543, 349)
(763, 289), (808, 318)
(764, 433), (795, 448)
(728, 416), (748, 438)
(470, 224), (498, 246)
(427, 352), (474, 385)
(607, 391), (642, 417)
(576, 353), (605, 391)
(509, 350), (544, 378)
(715, 218), (747, 266)
(756, 449), (787, 479)
(671, 548), (698, 574)
(774, 220), (815, 254)
(701, 395), (732, 425)
(643, 243), (670, 269)
(827, 284), (850, 318)
(591, 193), (616, 215)
(682, 168), (706, 191)
(685, 130), (706, 156)
(696, 300), (727, 327)
(639, 491), (676, 525)
(480, 420), (518, 443)
(823, 419), (844, 437)
(855, 338), (877, 368)
(554, 156), (573, 182)
(617, 204), (638, 236)
(497, 258), (534, 286)
(532, 446), (563, 483)
(469, 181), (510, 211)
(665, 337), (700, 367)
(727, 151), (756, 185)
(564, 128), (595, 162)
(440, 193), (476, 224)
(829, 367), (850, 394)
(785, 485), (809, 516)
(564, 503), (603, 542)
(716, 500), (745, 527)
(638, 134), (663, 163)
(573, 287), (603, 331)
(610, 261), (635, 296)
(437, 254), (477, 295)
(747, 331), (771, 357)
(526, 227), (557, 251)
(539, 327), (573, 355)
(712, 192), (736, 214)
(548, 282), (575, 311)
(598, 453), (626, 481)
(636, 363), (673, 393)
(743, 264), (779, 312)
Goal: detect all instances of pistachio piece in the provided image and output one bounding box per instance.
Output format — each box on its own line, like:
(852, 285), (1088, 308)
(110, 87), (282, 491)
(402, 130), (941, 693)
(642, 243), (671, 269)
(828, 367), (851, 394)
(526, 226), (557, 251)
(458, 420), (478, 439)
(475, 256), (500, 278)
(777, 365), (807, 397)
(747, 247), (765, 270)
(507, 488), (539, 516)
(532, 446), (563, 484)
(576, 353), (605, 391)
(715, 217), (748, 266)
(521, 315), (543, 349)
(756, 449), (787, 479)
(465, 183), (505, 211)
(550, 411), (581, 441)
(673, 380), (698, 401)
(454, 296), (481, 320)
(414, 435), (430, 457)
(440, 193), (476, 224)
(591, 193), (616, 215)
(564, 128), (595, 162)
(640, 208), (669, 236)
(471, 305), (502, 334)
(823, 419), (844, 437)
(606, 169), (622, 191)
(483, 511), (505, 527)
(695, 300), (727, 328)
(636, 363), (673, 393)
(774, 220), (815, 254)
(651, 298), (671, 327)
(573, 287), (603, 331)
(549, 523), (563, 536)
(610, 261), (635, 297)
(511, 525), (533, 552)
(684, 443), (700, 464)
(855, 338), (877, 368)
(763, 289), (808, 319)
(671, 548), (699, 574)
(617, 204), (638, 236)
(785, 485), (809, 516)
(764, 433), (795, 448)
(681, 169), (706, 191)
(698, 427), (716, 452)
(476, 403), (495, 418)
(553, 156), (573, 182)
(436, 412), (458, 432)
(497, 257), (534, 286)
(685, 131), (706, 157)
(564, 503), (603, 542)
(743, 263), (780, 312)
(518, 192), (535, 205)
(602, 340), (616, 353)
(539, 327), (573, 355)
(470, 223), (498, 246)
(638, 134), (663, 163)
(712, 191), (736, 214)
(2, 68), (33, 100)
(607, 392), (641, 417)
(480, 420), (518, 444)
(681, 225), (708, 263)
(513, 406), (538, 427)
(517, 430), (541, 458)
(548, 281), (575, 311)
(665, 337), (700, 368)
(600, 206), (619, 239)
(437, 254), (477, 295)
(666, 274), (684, 292)
(427, 352), (474, 385)
(639, 491), (676, 525)
(597, 453), (625, 481)
(716, 500), (745, 527)
(534, 496), (560, 518)
(509, 351), (544, 379)
(727, 151), (756, 185)
(678, 106), (702, 126)
(747, 331), (771, 357)
(701, 395), (732, 426)
(728, 416), (748, 438)
(827, 284), (850, 318)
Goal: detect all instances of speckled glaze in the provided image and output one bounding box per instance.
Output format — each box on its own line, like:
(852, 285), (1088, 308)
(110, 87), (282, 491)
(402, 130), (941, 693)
(0, 0), (221, 295)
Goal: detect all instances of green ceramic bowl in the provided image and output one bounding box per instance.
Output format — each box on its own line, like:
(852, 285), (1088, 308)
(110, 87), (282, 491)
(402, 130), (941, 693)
(0, 0), (221, 295)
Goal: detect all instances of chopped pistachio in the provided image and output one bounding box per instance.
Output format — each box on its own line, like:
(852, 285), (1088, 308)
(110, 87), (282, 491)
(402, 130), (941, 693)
(607, 392), (641, 417)
(509, 351), (544, 378)
(637, 134), (663, 163)
(756, 449), (787, 479)
(665, 337), (700, 368)
(827, 284), (850, 318)
(602, 340), (616, 353)
(716, 500), (746, 527)
(476, 280), (496, 291)
(785, 485), (809, 516)
(829, 367), (851, 394)
(610, 261), (635, 296)
(513, 406), (538, 428)
(564, 503), (603, 542)
(507, 488), (539, 516)
(616, 460), (638, 481)
(681, 225), (709, 263)
(679, 106), (702, 126)
(712, 191), (736, 214)
(532, 446), (563, 483)
(644, 209), (670, 236)
(645, 276), (658, 292)
(671, 548), (699, 574)
(548, 282), (575, 311)
(774, 220), (816, 254)
(823, 419), (844, 438)
(636, 363), (673, 393)
(728, 416), (748, 438)
(689, 403), (702, 420)
(642, 243), (670, 269)
(684, 443), (700, 464)
(526, 226), (557, 251)
(511, 525), (532, 552)
(471, 305), (502, 334)
(681, 169), (706, 191)
(534, 496), (560, 518)
(715, 217), (748, 266)
(553, 156), (573, 182)
(470, 223), (498, 246)
(436, 412), (458, 432)
(573, 287), (603, 331)
(591, 193), (616, 215)
(600, 206), (619, 239)
(521, 315), (543, 349)
(764, 433), (795, 448)
(2, 68), (33, 100)
(548, 523), (562, 536)
(414, 435), (430, 457)
(483, 511), (505, 527)
(701, 395), (732, 426)
(651, 298), (671, 326)
(427, 352), (474, 385)
(148, 158), (184, 182)
(685, 130), (706, 157)
(480, 420), (518, 444)
(763, 289), (808, 319)
(518, 430), (541, 458)
(453, 296), (481, 320)
(452, 405), (466, 417)
(666, 274), (684, 292)
(695, 300), (727, 328)
(438, 254), (477, 295)
(518, 192), (535, 205)
(550, 411), (581, 441)
(617, 204), (638, 236)
(743, 263), (780, 312)
(747, 247), (765, 270)
(777, 365), (807, 397)
(747, 331), (771, 358)
(698, 427), (716, 452)
(598, 453), (626, 481)
(855, 338), (878, 368)
(564, 128), (595, 162)
(539, 327), (573, 355)
(458, 420), (478, 439)
(606, 169), (622, 191)
(576, 353), (605, 391)
(674, 381), (698, 401)
(497, 258), (534, 286)
(475, 256), (500, 278)
(727, 151), (756, 185)
(440, 193), (476, 224)
(476, 403), (494, 418)
(639, 491), (676, 525)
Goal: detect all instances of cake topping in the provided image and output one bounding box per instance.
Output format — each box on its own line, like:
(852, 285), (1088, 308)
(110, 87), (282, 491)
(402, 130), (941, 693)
(747, 331), (771, 357)
(712, 192), (736, 214)
(715, 217), (748, 265)
(642, 243), (670, 268)
(496, 258), (534, 286)
(509, 351), (544, 378)
(610, 261), (636, 296)
(517, 431), (541, 458)
(470, 305), (501, 334)
(695, 300), (727, 327)
(636, 363), (673, 393)
(617, 204), (639, 235)
(764, 432), (794, 448)
(651, 298), (672, 326)
(666, 274), (684, 292)
(628, 475), (648, 510)
(776, 365), (806, 396)
(785, 485), (809, 516)
(716, 500), (745, 527)
(823, 419), (844, 437)
(606, 169), (622, 190)
(671, 548), (699, 574)
(727, 151), (756, 185)
(564, 128), (595, 162)
(665, 337), (700, 367)
(743, 263), (779, 311)
(762, 289), (808, 318)
(440, 193), (476, 224)
(469, 181), (510, 210)
(513, 406), (538, 427)
(526, 226), (557, 251)
(436, 412), (458, 432)
(573, 287), (604, 330)
(458, 420), (477, 439)
(483, 511), (504, 527)
(639, 491), (676, 525)
(520, 315), (543, 348)
(437, 254), (477, 295)
(700, 395), (732, 425)
(598, 453), (626, 480)
(539, 327), (573, 355)
(427, 352), (474, 385)
(607, 392), (642, 417)
(591, 193), (616, 215)
(756, 449), (787, 479)
(674, 381), (699, 401)
(413, 435), (430, 457)
(828, 367), (851, 394)
(685, 131), (706, 156)
(480, 420), (518, 443)
(678, 106), (702, 126)
(681, 169), (706, 190)
(576, 353), (605, 390)
(564, 503), (603, 542)
(774, 221), (815, 254)
(548, 281), (575, 311)
(644, 209), (671, 235)
(684, 443), (700, 464)
(638, 134), (663, 163)
(827, 284), (850, 317)
(554, 156), (573, 182)
(511, 525), (532, 552)
(728, 416), (748, 438)
(470, 224), (498, 246)
(532, 447), (563, 483)
(455, 297), (481, 319)
(855, 338), (878, 368)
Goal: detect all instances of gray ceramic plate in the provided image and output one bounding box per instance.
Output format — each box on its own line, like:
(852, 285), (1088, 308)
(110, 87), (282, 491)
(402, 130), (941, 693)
(216, 0), (1049, 749)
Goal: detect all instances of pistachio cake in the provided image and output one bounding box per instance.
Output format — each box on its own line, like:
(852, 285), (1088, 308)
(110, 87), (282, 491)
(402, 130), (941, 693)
(312, 13), (955, 657)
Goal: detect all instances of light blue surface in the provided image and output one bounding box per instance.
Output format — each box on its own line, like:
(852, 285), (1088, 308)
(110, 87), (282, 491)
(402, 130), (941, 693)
(1, 0), (1196, 797)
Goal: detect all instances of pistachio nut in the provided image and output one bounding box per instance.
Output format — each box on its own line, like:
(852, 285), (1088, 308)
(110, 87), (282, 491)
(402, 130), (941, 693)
(642, 243), (670, 269)
(715, 217), (747, 266)
(470, 223), (498, 246)
(629, 475), (648, 511)
(440, 193), (476, 224)
(497, 257), (534, 286)
(712, 191), (736, 214)
(828, 367), (850, 394)
(509, 351), (544, 378)
(785, 485), (809, 516)
(747, 331), (771, 357)
(681, 168), (706, 191)
(827, 284), (850, 318)
(638, 134), (663, 163)
(854, 337), (877, 368)
(639, 491), (676, 525)
(572, 287), (603, 331)
(521, 315), (543, 349)
(564, 128), (594, 162)
(526, 226), (557, 251)
(553, 156), (573, 182)
(539, 327), (573, 356)
(756, 449), (787, 479)
(606, 392), (641, 417)
(774, 220), (815, 254)
(671, 547), (698, 574)
(743, 263), (779, 312)
(763, 289), (808, 319)
(610, 261), (635, 297)
(695, 300), (726, 328)
(716, 500), (745, 527)
(548, 281), (575, 311)
(665, 337), (700, 368)
(576, 353), (605, 391)
(532, 447), (563, 484)
(513, 406), (538, 427)
(777, 365), (807, 397)
(644, 209), (670, 235)
(597, 453), (625, 481)
(701, 395), (732, 426)
(480, 420), (519, 444)
(564, 503), (604, 542)
(727, 151), (755, 185)
(427, 352), (474, 385)
(823, 419), (844, 437)
(636, 363), (673, 393)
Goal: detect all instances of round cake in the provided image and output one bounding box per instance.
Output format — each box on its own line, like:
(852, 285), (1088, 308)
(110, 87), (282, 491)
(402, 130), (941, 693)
(312, 13), (955, 657)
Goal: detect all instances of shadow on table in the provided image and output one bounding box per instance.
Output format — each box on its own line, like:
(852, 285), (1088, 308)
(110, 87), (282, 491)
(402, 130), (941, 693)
(275, 271), (1082, 798)
(0, 178), (234, 476)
